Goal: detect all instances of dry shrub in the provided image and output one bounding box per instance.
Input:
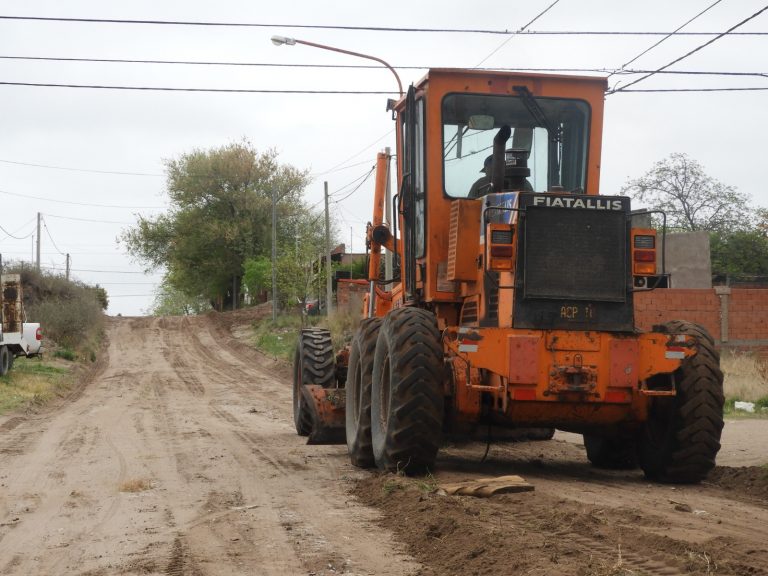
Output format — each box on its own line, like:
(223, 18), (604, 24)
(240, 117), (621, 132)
(6, 264), (105, 351)
(721, 350), (768, 402)
(119, 478), (153, 492)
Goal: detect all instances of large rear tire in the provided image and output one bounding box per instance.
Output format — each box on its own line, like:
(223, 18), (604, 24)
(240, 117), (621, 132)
(584, 434), (638, 469)
(371, 308), (444, 475)
(345, 317), (382, 468)
(0, 346), (9, 377)
(638, 321), (724, 483)
(292, 328), (335, 436)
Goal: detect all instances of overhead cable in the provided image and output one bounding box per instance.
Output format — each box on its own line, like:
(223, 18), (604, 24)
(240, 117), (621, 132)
(0, 81), (396, 94)
(1, 56), (765, 77)
(0, 16), (763, 35)
(0, 188), (165, 209)
(0, 158), (162, 176)
(475, 0), (561, 67)
(41, 217), (67, 256)
(609, 5), (768, 94)
(613, 0), (724, 74)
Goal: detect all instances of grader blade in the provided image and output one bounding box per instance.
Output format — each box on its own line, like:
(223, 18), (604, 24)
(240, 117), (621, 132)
(300, 385), (347, 445)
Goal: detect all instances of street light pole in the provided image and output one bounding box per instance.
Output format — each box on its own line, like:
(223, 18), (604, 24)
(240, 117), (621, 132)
(271, 188), (278, 322)
(271, 35), (403, 97)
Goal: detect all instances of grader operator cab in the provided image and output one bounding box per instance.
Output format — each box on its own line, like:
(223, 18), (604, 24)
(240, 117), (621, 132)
(292, 69), (723, 483)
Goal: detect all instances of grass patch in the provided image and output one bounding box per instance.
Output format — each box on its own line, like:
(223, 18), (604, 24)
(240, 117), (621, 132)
(252, 314), (303, 361)
(53, 348), (77, 361)
(119, 478), (153, 492)
(0, 357), (70, 413)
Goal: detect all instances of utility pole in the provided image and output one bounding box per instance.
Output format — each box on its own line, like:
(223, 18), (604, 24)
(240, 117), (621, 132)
(324, 181), (333, 315)
(272, 188), (278, 322)
(65, 253), (70, 280)
(36, 212), (41, 272)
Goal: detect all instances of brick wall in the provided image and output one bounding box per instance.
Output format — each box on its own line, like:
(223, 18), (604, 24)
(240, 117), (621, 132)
(634, 288), (768, 349)
(634, 289), (721, 340)
(727, 289), (768, 341)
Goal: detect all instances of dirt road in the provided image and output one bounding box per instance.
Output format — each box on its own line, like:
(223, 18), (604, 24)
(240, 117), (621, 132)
(1, 313), (766, 575)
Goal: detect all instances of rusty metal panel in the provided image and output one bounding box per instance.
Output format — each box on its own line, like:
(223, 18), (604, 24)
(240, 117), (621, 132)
(545, 331), (601, 351)
(447, 200), (481, 281)
(609, 339), (639, 388)
(508, 335), (540, 384)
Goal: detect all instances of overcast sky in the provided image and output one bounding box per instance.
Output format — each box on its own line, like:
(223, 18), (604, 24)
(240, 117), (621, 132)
(1, 0), (766, 316)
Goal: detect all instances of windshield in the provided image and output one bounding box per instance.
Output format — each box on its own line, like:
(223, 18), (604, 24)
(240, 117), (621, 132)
(442, 93), (590, 198)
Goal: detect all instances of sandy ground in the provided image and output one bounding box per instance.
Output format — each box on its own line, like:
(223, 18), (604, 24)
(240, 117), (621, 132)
(0, 312), (766, 575)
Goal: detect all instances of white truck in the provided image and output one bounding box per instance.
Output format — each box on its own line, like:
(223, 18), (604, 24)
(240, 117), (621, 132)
(0, 274), (43, 376)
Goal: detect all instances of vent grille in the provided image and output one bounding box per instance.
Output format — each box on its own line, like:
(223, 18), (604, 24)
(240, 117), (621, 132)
(447, 201), (460, 280)
(524, 207), (626, 302)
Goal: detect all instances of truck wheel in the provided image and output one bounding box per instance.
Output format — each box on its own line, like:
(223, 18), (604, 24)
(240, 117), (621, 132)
(0, 346), (9, 377)
(346, 317), (382, 468)
(583, 434), (638, 469)
(292, 328), (335, 436)
(638, 321), (724, 483)
(371, 308), (444, 475)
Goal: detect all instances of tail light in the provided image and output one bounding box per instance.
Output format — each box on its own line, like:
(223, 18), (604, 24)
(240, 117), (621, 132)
(36, 327), (43, 340)
(486, 224), (515, 271)
(632, 230), (657, 275)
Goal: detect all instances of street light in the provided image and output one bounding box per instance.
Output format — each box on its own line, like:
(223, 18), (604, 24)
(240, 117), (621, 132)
(270, 35), (403, 96)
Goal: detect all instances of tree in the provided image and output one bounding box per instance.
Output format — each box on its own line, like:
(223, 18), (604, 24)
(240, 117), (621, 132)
(710, 230), (768, 278)
(621, 153), (752, 233)
(151, 278), (211, 316)
(242, 256), (271, 303)
(121, 142), (311, 311)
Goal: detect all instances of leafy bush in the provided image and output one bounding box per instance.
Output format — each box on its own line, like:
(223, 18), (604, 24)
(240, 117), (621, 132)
(4, 264), (104, 351)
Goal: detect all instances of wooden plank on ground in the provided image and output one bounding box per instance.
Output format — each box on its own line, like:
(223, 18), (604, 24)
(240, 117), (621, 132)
(440, 474), (534, 497)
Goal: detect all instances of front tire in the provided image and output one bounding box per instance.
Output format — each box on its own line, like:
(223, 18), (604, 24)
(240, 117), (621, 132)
(346, 318), (382, 468)
(292, 329), (335, 436)
(371, 308), (444, 475)
(638, 321), (724, 483)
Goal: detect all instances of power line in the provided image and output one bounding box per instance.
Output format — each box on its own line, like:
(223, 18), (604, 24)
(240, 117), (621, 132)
(0, 216), (37, 242)
(0, 189), (166, 209)
(41, 217), (66, 256)
(0, 16), (764, 35)
(475, 0), (562, 67)
(1, 56), (765, 77)
(0, 81), (396, 94)
(613, 86), (768, 93)
(609, 5), (768, 94)
(0, 222), (35, 240)
(44, 213), (134, 225)
(613, 0), (724, 74)
(331, 166), (376, 203)
(312, 129), (393, 176)
(0, 158), (162, 176)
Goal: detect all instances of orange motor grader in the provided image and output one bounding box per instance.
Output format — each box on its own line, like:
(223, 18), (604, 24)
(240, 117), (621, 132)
(293, 69), (724, 483)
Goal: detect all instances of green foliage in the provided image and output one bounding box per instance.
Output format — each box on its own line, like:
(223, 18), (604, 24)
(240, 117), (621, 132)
(5, 264), (104, 350)
(242, 256), (272, 301)
(151, 277), (210, 316)
(622, 153), (753, 233)
(252, 314), (303, 361)
(710, 230), (768, 277)
(53, 348), (76, 361)
(0, 357), (70, 414)
(121, 141), (312, 311)
(93, 285), (109, 311)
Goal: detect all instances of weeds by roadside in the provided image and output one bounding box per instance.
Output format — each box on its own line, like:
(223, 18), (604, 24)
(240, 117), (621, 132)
(721, 350), (768, 417)
(0, 357), (70, 413)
